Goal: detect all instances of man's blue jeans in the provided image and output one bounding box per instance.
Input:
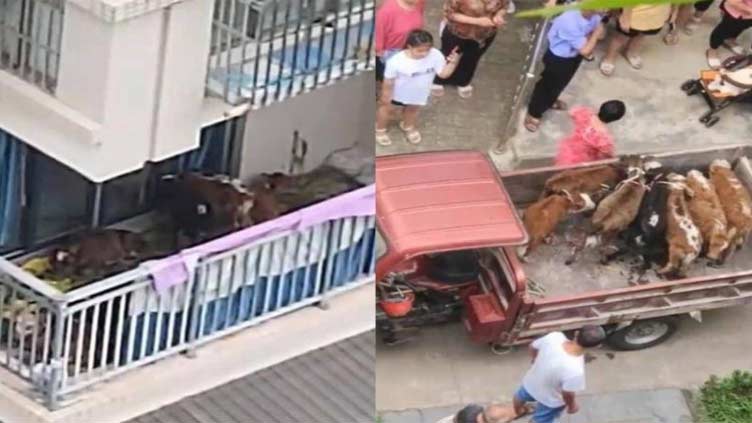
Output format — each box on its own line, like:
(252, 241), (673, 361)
(514, 385), (566, 423)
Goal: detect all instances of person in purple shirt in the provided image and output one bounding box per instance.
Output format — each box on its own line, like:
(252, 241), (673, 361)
(525, 10), (604, 133)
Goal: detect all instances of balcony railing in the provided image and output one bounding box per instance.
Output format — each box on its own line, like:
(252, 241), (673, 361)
(206, 0), (374, 107)
(0, 0), (64, 93)
(0, 188), (375, 409)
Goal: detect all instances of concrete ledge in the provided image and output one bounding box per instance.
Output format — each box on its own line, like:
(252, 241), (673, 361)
(67, 0), (185, 23)
(0, 281), (374, 423)
(380, 388), (695, 423)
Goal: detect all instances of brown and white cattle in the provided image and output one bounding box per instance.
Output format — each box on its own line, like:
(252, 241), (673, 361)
(519, 190), (596, 258)
(591, 168), (647, 235)
(686, 170), (734, 262)
(709, 159), (752, 251)
(541, 165), (622, 200)
(49, 229), (147, 279)
(657, 174), (703, 277)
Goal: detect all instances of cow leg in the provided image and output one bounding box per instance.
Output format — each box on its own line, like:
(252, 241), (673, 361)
(656, 250), (679, 275)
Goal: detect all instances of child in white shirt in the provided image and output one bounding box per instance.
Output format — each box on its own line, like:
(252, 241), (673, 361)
(376, 29), (461, 146)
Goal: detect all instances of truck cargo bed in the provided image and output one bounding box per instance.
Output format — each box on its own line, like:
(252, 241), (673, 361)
(522, 230), (752, 299)
(501, 145), (752, 300)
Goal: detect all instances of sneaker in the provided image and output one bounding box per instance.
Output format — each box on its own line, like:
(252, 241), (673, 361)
(507, 0), (516, 14)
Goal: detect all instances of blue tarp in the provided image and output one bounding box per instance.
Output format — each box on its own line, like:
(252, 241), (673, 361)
(0, 129), (26, 249)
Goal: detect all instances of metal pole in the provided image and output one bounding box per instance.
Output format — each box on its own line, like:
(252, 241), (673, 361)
(91, 182), (103, 228)
(493, 18), (550, 155)
(46, 303), (65, 409)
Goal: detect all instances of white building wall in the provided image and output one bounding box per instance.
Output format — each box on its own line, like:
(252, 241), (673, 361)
(0, 0), (221, 182)
(239, 72), (374, 179)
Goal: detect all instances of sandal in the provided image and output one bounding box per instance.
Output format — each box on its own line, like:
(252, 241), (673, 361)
(706, 49), (721, 70)
(623, 53), (643, 70)
(723, 40), (745, 55)
(524, 115), (541, 133)
(600, 61), (615, 76)
(551, 100), (568, 111)
(399, 122), (422, 144)
(431, 84), (445, 97)
(375, 128), (392, 146)
(458, 85), (473, 98)
(684, 16), (701, 35)
(663, 30), (679, 46)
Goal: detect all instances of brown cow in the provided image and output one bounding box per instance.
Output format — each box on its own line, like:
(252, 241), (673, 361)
(657, 174), (703, 277)
(541, 165), (622, 201)
(709, 159), (752, 252)
(686, 169), (734, 262)
(518, 190), (596, 259)
(49, 229), (147, 280)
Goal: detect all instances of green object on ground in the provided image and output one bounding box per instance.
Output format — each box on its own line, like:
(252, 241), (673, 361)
(699, 370), (752, 423)
(517, 0), (698, 19)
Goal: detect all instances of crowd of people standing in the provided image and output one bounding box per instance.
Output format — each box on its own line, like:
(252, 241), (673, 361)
(375, 0), (752, 152)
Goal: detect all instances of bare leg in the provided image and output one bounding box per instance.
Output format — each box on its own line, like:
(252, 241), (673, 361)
(376, 102), (393, 131)
(401, 105), (420, 129)
(603, 33), (629, 65)
(625, 34), (646, 58)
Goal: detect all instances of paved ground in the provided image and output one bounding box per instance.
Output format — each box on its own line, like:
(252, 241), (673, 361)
(380, 388), (695, 423)
(495, 7), (752, 167)
(375, 0), (538, 156)
(376, 305), (752, 411)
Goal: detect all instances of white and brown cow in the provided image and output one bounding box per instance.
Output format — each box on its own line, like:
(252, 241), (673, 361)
(686, 169), (734, 263)
(709, 159), (752, 252)
(657, 174), (703, 277)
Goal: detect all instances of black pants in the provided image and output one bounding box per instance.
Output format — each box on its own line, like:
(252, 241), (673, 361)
(376, 56), (386, 82)
(695, 0), (713, 12)
(709, 8), (752, 49)
(527, 50), (583, 119)
(434, 28), (496, 87)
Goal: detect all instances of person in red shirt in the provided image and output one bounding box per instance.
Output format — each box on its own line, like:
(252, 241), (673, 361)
(555, 100), (625, 166)
(375, 0), (425, 82)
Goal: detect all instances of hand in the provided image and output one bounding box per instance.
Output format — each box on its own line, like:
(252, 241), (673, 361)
(594, 24), (606, 38)
(567, 403), (580, 414)
(446, 46), (462, 64)
(492, 13), (506, 26)
(478, 16), (497, 27)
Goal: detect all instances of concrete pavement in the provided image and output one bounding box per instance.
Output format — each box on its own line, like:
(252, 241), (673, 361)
(376, 305), (752, 411)
(375, 0), (537, 156)
(495, 7), (752, 168)
(380, 388), (695, 423)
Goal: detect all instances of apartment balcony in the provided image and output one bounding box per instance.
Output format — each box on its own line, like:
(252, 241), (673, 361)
(0, 0), (235, 182)
(205, 0), (375, 107)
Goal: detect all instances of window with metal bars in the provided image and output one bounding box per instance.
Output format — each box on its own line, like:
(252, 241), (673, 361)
(0, 0), (64, 93)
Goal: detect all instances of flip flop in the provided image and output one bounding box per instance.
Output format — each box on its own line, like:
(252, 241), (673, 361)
(623, 53), (643, 70)
(458, 85), (474, 98)
(399, 122), (422, 144)
(375, 129), (392, 146)
(663, 30), (679, 46)
(551, 100), (568, 111)
(706, 49), (721, 70)
(524, 115), (541, 132)
(431, 84), (445, 97)
(600, 61), (615, 76)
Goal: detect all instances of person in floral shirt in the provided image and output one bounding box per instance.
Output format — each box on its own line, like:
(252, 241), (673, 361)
(555, 100), (626, 166)
(432, 0), (507, 98)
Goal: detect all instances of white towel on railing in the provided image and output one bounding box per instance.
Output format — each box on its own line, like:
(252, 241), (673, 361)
(129, 217), (371, 315)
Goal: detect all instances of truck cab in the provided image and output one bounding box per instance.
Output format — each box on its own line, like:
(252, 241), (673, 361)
(376, 151), (529, 346)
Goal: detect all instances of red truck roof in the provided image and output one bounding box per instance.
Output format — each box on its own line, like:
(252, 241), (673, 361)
(376, 151), (528, 259)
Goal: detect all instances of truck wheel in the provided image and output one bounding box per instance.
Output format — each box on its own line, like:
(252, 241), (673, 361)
(606, 317), (677, 351)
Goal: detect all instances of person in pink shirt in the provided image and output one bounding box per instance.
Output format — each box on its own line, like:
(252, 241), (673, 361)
(706, 0), (752, 68)
(555, 100), (626, 166)
(375, 0), (425, 82)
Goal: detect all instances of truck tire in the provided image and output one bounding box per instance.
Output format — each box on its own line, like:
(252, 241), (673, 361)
(606, 317), (678, 351)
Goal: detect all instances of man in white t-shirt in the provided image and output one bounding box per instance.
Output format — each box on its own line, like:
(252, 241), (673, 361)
(512, 326), (606, 423)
